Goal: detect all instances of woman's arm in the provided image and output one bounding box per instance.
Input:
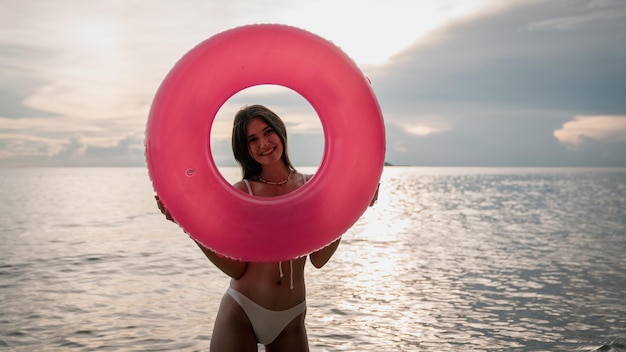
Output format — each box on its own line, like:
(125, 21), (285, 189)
(155, 196), (247, 280)
(195, 242), (248, 280)
(194, 182), (251, 279)
(155, 195), (175, 222)
(309, 237), (341, 268)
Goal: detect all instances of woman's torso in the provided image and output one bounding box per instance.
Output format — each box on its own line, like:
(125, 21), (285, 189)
(230, 258), (307, 310)
(230, 173), (310, 310)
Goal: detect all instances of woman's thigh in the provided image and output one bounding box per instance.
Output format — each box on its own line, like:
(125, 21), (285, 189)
(265, 311), (309, 352)
(210, 293), (258, 352)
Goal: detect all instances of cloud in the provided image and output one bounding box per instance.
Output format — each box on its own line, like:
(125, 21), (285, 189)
(2, 0), (626, 167)
(0, 133), (65, 159)
(0, 44), (59, 119)
(391, 114), (452, 137)
(526, 0), (626, 31)
(554, 115), (626, 149)
(0, 133), (145, 167)
(368, 0), (626, 166)
(404, 123), (451, 137)
(373, 0), (626, 113)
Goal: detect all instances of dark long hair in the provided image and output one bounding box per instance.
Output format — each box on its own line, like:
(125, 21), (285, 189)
(232, 105), (295, 180)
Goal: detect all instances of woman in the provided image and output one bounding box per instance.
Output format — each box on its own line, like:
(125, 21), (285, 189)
(158, 104), (377, 351)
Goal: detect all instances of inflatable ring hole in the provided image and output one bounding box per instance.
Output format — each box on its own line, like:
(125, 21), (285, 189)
(210, 84), (324, 186)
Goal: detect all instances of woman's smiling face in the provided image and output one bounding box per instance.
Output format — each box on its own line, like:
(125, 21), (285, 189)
(246, 118), (284, 166)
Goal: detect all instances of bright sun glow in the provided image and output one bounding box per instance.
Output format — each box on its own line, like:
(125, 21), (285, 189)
(260, 0), (491, 65)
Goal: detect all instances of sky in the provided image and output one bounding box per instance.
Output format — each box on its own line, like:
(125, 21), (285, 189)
(1, 0), (625, 167)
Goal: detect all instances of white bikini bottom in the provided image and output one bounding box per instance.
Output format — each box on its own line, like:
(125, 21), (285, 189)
(226, 287), (307, 345)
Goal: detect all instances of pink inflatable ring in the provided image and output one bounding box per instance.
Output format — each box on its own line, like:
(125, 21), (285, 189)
(145, 24), (385, 262)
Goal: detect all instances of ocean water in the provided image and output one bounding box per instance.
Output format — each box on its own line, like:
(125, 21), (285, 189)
(1, 166), (625, 352)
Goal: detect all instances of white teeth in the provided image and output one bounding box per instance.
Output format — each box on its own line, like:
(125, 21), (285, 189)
(260, 147), (275, 156)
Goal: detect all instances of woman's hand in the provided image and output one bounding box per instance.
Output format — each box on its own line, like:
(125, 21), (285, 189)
(155, 195), (175, 222)
(369, 183), (380, 207)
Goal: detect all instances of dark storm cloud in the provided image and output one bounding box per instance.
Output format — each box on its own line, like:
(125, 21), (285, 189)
(370, 0), (626, 166)
(375, 0), (626, 113)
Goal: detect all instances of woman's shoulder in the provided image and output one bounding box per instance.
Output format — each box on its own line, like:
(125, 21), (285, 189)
(232, 179), (250, 193)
